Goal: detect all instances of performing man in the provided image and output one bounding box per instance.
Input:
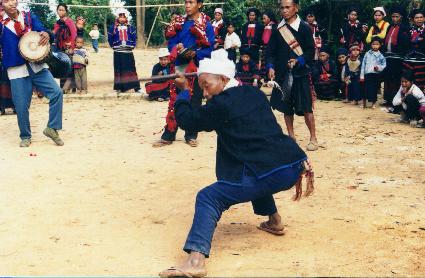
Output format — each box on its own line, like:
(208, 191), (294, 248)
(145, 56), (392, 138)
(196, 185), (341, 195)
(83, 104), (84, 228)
(0, 0), (64, 147)
(267, 0), (319, 151)
(159, 48), (314, 278)
(153, 0), (214, 148)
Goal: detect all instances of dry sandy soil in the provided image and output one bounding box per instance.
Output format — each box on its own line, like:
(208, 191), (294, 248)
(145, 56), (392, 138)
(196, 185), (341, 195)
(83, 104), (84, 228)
(0, 48), (424, 276)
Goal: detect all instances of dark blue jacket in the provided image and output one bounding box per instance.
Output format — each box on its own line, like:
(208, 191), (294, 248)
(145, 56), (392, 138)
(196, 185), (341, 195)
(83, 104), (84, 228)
(175, 85), (307, 184)
(0, 11), (46, 70)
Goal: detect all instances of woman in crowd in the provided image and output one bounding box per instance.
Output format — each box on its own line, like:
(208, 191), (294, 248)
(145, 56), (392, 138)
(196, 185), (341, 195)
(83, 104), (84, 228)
(366, 7), (390, 45)
(340, 7), (367, 52)
(240, 7), (264, 64)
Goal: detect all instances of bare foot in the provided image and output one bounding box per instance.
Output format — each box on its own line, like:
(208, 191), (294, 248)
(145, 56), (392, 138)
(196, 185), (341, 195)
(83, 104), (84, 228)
(257, 213), (285, 235)
(159, 252), (207, 278)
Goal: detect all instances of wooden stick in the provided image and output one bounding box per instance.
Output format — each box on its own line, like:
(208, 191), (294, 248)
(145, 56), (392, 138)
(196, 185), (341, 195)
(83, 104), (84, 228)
(87, 72), (198, 85)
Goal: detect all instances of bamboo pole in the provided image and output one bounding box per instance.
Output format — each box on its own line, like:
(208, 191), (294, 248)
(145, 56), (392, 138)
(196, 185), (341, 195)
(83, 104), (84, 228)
(146, 6), (162, 48)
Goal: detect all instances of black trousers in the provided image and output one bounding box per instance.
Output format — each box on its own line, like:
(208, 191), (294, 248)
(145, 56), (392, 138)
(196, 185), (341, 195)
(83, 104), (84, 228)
(364, 73), (380, 102)
(401, 94), (421, 120)
(161, 77), (203, 141)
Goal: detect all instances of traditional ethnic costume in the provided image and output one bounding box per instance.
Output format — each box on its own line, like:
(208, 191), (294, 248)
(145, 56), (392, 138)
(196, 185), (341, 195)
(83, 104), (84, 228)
(240, 8), (264, 63)
(382, 7), (411, 106)
(267, 15), (315, 116)
(172, 49), (313, 261)
(365, 7), (390, 45)
(211, 8), (225, 50)
(340, 8), (366, 51)
(158, 12), (215, 144)
(108, 9), (141, 93)
(312, 46), (338, 99)
(305, 11), (327, 61)
(145, 48), (171, 101)
(360, 46), (386, 103)
(0, 10), (63, 141)
(336, 48), (348, 100)
(0, 47), (14, 115)
(236, 48), (260, 86)
(342, 44), (363, 102)
(409, 23), (425, 54)
(260, 11), (276, 81)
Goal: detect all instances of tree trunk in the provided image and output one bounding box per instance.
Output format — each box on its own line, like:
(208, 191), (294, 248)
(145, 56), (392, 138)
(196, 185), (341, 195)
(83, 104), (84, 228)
(103, 15), (108, 44)
(136, 0), (145, 47)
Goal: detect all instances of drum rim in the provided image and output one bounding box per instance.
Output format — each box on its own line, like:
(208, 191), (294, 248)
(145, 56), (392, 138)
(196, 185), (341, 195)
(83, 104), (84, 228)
(18, 31), (51, 63)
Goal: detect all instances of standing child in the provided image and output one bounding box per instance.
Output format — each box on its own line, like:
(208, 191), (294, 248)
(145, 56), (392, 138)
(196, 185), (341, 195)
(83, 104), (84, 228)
(72, 37), (89, 94)
(236, 48), (260, 87)
(89, 24), (100, 53)
(361, 37), (386, 108)
(343, 43), (363, 104)
(145, 48), (171, 101)
(336, 48), (348, 100)
(224, 22), (241, 63)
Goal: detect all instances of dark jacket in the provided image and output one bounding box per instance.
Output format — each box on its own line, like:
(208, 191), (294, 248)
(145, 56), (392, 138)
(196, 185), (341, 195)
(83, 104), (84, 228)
(236, 60), (260, 85)
(312, 59), (337, 83)
(151, 63), (170, 83)
(175, 85), (307, 183)
(266, 19), (315, 80)
(340, 20), (366, 50)
(240, 21), (264, 47)
(383, 23), (411, 55)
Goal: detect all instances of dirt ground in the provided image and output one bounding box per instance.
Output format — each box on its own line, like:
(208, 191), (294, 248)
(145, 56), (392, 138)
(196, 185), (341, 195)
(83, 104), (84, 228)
(0, 48), (424, 276)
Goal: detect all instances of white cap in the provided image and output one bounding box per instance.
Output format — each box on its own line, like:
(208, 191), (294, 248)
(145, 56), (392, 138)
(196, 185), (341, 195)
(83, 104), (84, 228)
(115, 7), (130, 18)
(198, 49), (235, 79)
(158, 48), (170, 58)
(373, 7), (386, 17)
(215, 8), (223, 15)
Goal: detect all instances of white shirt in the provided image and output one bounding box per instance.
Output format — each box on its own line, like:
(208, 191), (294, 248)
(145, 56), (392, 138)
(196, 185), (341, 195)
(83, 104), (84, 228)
(277, 15), (302, 31)
(3, 12), (48, 80)
(89, 29), (100, 40)
(224, 32), (241, 50)
(393, 84), (425, 109)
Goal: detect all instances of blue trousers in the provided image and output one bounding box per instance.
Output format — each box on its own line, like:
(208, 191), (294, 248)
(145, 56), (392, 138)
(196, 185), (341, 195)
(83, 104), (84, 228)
(183, 161), (305, 257)
(10, 67), (63, 140)
(92, 39), (99, 53)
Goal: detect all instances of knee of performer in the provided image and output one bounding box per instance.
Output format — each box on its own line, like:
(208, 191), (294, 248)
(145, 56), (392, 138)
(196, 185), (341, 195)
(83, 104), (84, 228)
(196, 187), (214, 204)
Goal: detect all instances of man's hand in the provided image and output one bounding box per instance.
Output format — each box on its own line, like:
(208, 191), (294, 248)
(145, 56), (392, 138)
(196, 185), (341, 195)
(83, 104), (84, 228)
(288, 58), (297, 69)
(340, 37), (345, 44)
(184, 50), (196, 59)
(39, 32), (50, 46)
(175, 73), (190, 91)
(374, 66), (379, 71)
(176, 43), (184, 52)
(268, 68), (275, 80)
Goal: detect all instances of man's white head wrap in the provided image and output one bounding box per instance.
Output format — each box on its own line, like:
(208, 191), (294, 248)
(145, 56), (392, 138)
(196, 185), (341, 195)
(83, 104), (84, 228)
(373, 7), (386, 17)
(198, 49), (235, 79)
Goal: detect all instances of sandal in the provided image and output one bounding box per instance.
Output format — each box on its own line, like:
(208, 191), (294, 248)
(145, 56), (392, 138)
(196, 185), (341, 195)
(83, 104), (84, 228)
(185, 139), (198, 147)
(306, 141), (319, 151)
(257, 221), (286, 236)
(159, 266), (207, 278)
(152, 139), (173, 148)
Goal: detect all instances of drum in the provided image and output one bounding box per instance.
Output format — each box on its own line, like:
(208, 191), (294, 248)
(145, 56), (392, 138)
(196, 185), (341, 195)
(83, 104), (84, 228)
(19, 31), (72, 79)
(19, 31), (50, 63)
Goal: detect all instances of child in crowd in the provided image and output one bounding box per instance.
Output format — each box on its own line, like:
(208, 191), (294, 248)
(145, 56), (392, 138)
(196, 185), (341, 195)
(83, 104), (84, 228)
(361, 37), (386, 109)
(72, 37), (89, 94)
(312, 45), (338, 99)
(236, 48), (260, 87)
(393, 70), (425, 127)
(343, 43), (363, 104)
(89, 24), (100, 53)
(145, 48), (171, 102)
(224, 22), (241, 63)
(336, 48), (349, 100)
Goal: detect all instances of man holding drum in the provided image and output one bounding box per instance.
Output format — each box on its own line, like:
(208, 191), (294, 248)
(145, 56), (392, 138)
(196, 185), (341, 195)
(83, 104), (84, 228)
(0, 0), (64, 147)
